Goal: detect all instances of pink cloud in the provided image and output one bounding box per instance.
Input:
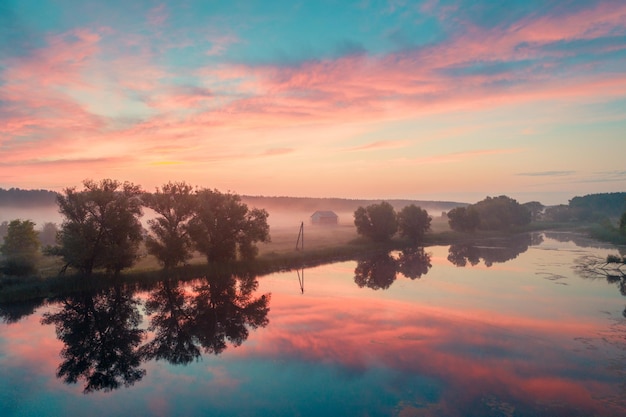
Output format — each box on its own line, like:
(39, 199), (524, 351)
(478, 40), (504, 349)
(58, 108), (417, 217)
(233, 293), (614, 413)
(1, 2), (624, 193)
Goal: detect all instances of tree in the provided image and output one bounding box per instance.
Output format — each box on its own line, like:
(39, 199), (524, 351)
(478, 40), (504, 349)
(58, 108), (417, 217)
(353, 201), (397, 242)
(472, 195), (530, 230)
(522, 201), (544, 222)
(544, 204), (572, 222)
(188, 189), (270, 263)
(0, 219), (40, 276)
(397, 204), (431, 243)
(0, 221), (8, 240)
(143, 182), (196, 269)
(620, 211), (626, 236)
(447, 206), (479, 232)
(38, 222), (59, 247)
(57, 179), (143, 276)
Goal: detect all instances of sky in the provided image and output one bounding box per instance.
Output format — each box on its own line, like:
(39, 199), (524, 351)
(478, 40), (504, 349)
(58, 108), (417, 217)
(1, 0), (625, 205)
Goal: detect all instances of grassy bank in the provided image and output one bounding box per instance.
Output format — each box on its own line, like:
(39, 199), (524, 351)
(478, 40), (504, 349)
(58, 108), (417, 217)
(2, 221), (624, 303)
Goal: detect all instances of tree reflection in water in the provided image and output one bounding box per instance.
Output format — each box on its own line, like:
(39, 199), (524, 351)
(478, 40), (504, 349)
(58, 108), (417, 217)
(447, 233), (542, 267)
(41, 285), (146, 393)
(143, 272), (270, 363)
(397, 247), (432, 280)
(0, 297), (45, 324)
(40, 272), (271, 392)
(142, 278), (200, 365)
(354, 248), (432, 290)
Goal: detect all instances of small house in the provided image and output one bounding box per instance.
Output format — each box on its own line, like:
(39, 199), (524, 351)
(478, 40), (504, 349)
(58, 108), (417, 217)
(310, 210), (338, 225)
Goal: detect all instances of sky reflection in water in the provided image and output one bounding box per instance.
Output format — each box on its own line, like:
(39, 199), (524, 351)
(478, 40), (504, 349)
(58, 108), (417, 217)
(1, 232), (626, 416)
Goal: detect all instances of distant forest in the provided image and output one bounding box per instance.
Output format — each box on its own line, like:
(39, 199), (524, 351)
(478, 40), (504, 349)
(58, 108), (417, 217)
(1, 188), (624, 219)
(0, 188), (59, 207)
(569, 192), (626, 218)
(0, 187), (466, 214)
(240, 196), (467, 215)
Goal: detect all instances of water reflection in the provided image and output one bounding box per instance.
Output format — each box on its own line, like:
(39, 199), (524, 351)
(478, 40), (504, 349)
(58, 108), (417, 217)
(2, 238), (626, 415)
(354, 248), (432, 290)
(546, 231), (626, 252)
(576, 254), (626, 316)
(142, 279), (200, 365)
(41, 285), (146, 393)
(39, 272), (270, 392)
(0, 298), (45, 324)
(397, 247), (432, 280)
(447, 233), (542, 267)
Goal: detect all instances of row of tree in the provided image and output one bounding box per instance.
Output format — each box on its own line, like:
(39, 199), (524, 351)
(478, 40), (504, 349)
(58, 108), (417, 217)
(353, 202), (432, 243)
(55, 180), (270, 276)
(1, 179), (271, 277)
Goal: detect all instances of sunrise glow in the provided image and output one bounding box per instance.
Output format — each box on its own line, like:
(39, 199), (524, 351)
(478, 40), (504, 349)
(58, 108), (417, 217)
(1, 1), (625, 204)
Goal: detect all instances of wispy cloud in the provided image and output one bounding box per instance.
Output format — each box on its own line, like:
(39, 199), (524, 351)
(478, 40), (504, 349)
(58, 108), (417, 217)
(344, 140), (409, 152)
(410, 148), (525, 165)
(0, 1), (624, 199)
(517, 171), (576, 177)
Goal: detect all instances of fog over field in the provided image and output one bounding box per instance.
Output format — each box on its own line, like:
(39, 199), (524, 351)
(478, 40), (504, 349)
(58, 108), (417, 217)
(0, 191), (465, 233)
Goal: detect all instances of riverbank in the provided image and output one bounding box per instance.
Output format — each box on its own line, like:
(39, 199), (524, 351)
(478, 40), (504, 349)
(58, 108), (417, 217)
(1, 221), (624, 304)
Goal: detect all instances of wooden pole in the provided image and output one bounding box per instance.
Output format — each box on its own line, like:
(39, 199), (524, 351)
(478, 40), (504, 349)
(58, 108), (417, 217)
(296, 221), (304, 251)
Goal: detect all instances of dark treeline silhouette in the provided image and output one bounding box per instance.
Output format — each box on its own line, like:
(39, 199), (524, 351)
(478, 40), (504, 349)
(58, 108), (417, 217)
(0, 188), (58, 206)
(569, 192), (626, 219)
(448, 195), (531, 232)
(543, 192), (626, 223)
(354, 248), (432, 290)
(353, 202), (432, 243)
(34, 271), (270, 393)
(447, 233), (542, 267)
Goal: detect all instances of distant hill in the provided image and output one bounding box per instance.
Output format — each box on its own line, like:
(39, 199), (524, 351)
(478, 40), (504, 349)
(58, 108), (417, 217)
(240, 196), (467, 216)
(0, 188), (466, 213)
(0, 188), (59, 207)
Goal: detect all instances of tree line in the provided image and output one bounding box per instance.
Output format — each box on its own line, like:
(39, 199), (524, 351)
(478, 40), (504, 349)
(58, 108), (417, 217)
(446, 195), (531, 232)
(0, 187), (58, 206)
(1, 179), (270, 277)
(351, 196), (533, 239)
(353, 202), (432, 243)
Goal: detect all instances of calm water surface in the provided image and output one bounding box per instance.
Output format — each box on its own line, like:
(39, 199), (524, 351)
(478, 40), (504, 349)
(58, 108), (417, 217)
(2, 232), (626, 416)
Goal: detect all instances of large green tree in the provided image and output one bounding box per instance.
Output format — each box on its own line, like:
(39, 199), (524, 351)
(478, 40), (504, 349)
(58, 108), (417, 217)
(620, 211), (626, 236)
(57, 179), (143, 276)
(447, 206), (480, 232)
(0, 219), (40, 276)
(188, 189), (270, 263)
(353, 201), (398, 242)
(472, 196), (530, 231)
(449, 196), (530, 232)
(143, 182), (196, 269)
(397, 204), (431, 243)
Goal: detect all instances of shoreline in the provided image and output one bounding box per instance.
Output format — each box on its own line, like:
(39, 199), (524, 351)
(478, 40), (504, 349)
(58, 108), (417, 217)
(1, 223), (624, 304)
